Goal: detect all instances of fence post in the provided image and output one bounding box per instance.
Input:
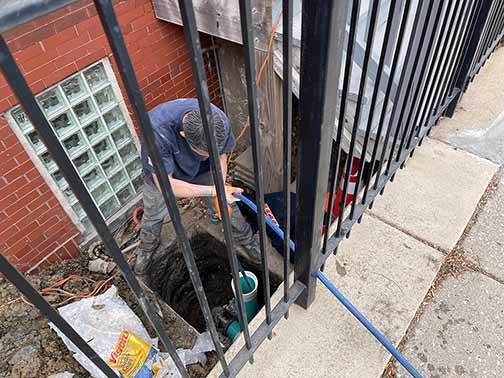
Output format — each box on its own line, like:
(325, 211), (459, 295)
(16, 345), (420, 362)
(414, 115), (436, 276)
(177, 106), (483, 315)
(445, 0), (493, 117)
(294, 0), (348, 309)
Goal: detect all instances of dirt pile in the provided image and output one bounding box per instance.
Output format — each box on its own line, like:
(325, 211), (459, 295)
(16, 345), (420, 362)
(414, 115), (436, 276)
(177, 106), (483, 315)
(0, 255), (93, 378)
(0, 251), (210, 378)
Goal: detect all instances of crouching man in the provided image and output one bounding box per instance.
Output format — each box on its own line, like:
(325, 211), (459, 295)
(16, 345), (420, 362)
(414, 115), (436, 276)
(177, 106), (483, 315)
(135, 98), (260, 278)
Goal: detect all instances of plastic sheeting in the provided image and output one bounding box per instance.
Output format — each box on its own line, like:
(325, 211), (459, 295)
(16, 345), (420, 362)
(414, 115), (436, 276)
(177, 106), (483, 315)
(50, 286), (157, 378)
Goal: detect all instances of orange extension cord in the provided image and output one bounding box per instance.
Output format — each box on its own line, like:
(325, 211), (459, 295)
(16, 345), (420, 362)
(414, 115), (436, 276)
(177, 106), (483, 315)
(2, 255), (133, 309)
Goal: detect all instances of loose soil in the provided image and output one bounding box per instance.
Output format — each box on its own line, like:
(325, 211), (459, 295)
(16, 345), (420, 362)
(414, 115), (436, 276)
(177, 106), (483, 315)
(0, 252), (214, 378)
(151, 233), (272, 333)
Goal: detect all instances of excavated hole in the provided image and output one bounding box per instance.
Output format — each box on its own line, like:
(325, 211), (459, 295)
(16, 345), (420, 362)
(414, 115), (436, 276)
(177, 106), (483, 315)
(152, 233), (275, 332)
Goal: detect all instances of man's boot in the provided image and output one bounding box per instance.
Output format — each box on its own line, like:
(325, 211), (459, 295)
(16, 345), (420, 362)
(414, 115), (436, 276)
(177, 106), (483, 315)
(134, 231), (159, 284)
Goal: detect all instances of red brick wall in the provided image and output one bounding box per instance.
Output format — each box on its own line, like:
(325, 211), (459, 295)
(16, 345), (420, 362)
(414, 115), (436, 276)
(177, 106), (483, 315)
(0, 0), (223, 273)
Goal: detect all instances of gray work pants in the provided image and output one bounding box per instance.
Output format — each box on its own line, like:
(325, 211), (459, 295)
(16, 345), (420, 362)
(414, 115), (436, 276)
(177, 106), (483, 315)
(138, 172), (255, 255)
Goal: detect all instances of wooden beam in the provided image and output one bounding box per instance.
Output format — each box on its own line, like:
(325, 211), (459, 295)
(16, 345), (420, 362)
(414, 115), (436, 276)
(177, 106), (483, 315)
(256, 48), (283, 193)
(152, 0), (268, 50)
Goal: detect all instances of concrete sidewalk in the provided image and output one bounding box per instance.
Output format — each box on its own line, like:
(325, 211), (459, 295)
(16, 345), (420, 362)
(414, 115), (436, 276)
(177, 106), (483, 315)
(209, 48), (503, 378)
(393, 47), (504, 378)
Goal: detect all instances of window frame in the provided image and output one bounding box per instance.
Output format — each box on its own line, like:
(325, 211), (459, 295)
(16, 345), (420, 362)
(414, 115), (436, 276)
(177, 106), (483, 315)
(4, 58), (142, 237)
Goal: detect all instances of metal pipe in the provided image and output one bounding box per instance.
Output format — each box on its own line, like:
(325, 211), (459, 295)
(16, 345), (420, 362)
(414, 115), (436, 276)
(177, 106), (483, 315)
(210, 35), (228, 114)
(175, 0), (253, 365)
(315, 271), (422, 378)
(0, 0), (77, 33)
(93, 0), (230, 374)
(282, 0), (293, 318)
(238, 0), (272, 334)
(294, 0), (348, 308)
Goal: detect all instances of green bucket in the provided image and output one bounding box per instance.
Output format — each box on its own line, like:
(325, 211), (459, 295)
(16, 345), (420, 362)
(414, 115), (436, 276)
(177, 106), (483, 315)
(226, 271), (259, 340)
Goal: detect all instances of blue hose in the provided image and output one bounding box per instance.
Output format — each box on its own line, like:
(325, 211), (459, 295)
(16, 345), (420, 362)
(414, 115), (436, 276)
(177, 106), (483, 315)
(315, 271), (422, 378)
(234, 193), (296, 252)
(234, 193), (421, 377)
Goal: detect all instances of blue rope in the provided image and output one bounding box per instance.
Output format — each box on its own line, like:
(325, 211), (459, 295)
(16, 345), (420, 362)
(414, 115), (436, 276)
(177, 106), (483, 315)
(315, 271), (422, 378)
(234, 193), (421, 377)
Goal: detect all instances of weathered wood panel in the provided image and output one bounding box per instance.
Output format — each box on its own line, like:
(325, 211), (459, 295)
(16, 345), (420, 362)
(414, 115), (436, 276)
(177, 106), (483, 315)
(152, 0), (269, 49)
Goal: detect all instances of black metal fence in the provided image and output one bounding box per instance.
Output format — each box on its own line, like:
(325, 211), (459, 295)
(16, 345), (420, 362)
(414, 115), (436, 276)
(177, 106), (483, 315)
(0, 0), (503, 377)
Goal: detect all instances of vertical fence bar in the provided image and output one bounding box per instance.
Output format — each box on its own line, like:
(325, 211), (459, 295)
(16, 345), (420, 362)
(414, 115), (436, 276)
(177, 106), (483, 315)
(238, 0), (272, 334)
(325, 0), (359, 242)
(322, 0), (360, 252)
(485, 0), (504, 53)
(294, 0), (348, 308)
(282, 0), (293, 316)
(477, 0), (502, 63)
(373, 1), (427, 189)
(211, 35), (228, 114)
(342, 0), (380, 222)
(434, 0), (479, 124)
(362, 0), (411, 204)
(351, 0), (398, 217)
(427, 1), (475, 133)
(419, 0), (474, 125)
(0, 32), (188, 377)
(416, 1), (458, 131)
(397, 1), (452, 155)
(93, 0), (229, 374)
(444, 0), (484, 102)
(445, 0), (494, 116)
(488, 1), (504, 49)
(384, 1), (437, 176)
(428, 2), (469, 118)
(415, 2), (475, 141)
(471, 1), (497, 71)
(174, 0), (254, 358)
(476, 1), (503, 72)
(0, 254), (118, 378)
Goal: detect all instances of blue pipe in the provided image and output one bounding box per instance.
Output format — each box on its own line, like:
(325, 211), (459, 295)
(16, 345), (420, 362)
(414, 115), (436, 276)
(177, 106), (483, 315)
(234, 193), (296, 252)
(314, 271), (422, 378)
(235, 193), (421, 377)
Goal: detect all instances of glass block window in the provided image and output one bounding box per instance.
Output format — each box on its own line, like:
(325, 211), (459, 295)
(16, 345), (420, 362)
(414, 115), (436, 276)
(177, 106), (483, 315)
(9, 61), (143, 228)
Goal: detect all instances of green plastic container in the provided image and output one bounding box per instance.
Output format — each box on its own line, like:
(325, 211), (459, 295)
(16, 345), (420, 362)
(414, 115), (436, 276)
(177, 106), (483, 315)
(226, 271), (259, 340)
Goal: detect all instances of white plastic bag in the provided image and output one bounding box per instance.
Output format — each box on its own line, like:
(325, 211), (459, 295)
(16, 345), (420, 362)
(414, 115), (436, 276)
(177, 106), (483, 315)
(49, 286), (157, 378)
(48, 373), (75, 378)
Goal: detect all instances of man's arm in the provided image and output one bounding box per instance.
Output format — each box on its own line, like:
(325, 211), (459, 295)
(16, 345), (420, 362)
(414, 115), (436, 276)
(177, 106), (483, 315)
(153, 174), (214, 198)
(152, 154), (239, 201)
